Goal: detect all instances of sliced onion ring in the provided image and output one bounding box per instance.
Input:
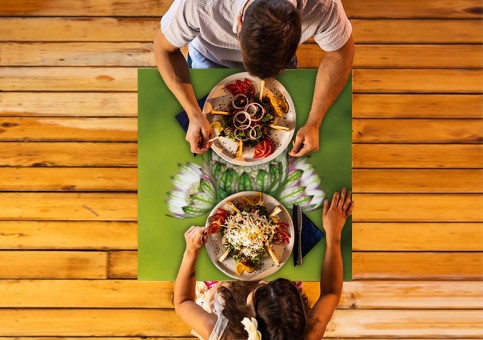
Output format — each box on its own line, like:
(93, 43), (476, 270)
(249, 125), (262, 140)
(244, 102), (265, 122)
(233, 111), (252, 129)
(232, 94), (248, 109)
(234, 128), (251, 141)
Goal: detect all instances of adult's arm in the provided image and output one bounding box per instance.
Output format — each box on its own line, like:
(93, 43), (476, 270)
(174, 226), (217, 338)
(289, 34), (354, 157)
(153, 30), (213, 153)
(305, 189), (353, 339)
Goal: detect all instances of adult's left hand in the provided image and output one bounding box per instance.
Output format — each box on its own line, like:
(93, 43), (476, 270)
(289, 123), (320, 157)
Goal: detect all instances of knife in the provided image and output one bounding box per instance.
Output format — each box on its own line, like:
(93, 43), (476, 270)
(296, 204), (303, 265)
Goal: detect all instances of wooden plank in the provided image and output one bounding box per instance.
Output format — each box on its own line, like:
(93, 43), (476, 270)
(0, 221), (137, 249)
(0, 251), (107, 279)
(0, 168), (137, 191)
(353, 252), (482, 280)
(0, 142), (137, 167)
(352, 19), (483, 43)
(344, 0), (483, 18)
(0, 309), (479, 337)
(109, 251), (137, 279)
(3, 43), (482, 69)
(0, 18), (160, 42)
(0, 92), (137, 117)
(353, 223), (483, 251)
(353, 144), (483, 169)
(353, 94), (483, 119)
(353, 119), (483, 143)
(353, 69), (483, 93)
(110, 249), (483, 280)
(0, 193), (137, 221)
(353, 194), (483, 222)
(0, 0), (171, 16)
(1, 18), (481, 44)
(0, 117), (137, 141)
(0, 0), (481, 18)
(298, 44), (483, 69)
(3, 68), (482, 93)
(0, 42), (155, 67)
(1, 280), (481, 309)
(0, 67), (137, 92)
(353, 169), (483, 193)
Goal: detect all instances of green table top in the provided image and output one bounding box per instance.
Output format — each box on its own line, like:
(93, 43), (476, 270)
(138, 68), (352, 281)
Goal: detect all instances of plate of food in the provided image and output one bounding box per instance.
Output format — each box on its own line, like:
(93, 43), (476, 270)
(203, 72), (296, 166)
(205, 191), (294, 281)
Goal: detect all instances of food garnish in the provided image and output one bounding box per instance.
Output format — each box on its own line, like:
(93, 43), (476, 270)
(210, 193), (291, 276)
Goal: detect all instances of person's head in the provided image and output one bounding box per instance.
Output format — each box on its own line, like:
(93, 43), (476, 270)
(239, 0), (301, 79)
(250, 278), (308, 339)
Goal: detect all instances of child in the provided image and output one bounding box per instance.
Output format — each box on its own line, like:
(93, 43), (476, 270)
(174, 188), (353, 339)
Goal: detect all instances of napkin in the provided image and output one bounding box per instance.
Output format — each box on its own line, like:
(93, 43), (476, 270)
(293, 208), (325, 266)
(175, 95), (209, 134)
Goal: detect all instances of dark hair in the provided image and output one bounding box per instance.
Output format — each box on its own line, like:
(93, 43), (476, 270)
(253, 278), (309, 339)
(240, 0), (301, 79)
(218, 281), (260, 339)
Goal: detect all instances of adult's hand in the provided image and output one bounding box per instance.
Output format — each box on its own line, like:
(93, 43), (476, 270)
(186, 114), (214, 154)
(289, 122), (320, 157)
(322, 188), (353, 240)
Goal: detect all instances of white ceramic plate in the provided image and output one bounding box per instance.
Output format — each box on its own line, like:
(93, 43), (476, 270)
(205, 191), (294, 281)
(203, 72), (296, 166)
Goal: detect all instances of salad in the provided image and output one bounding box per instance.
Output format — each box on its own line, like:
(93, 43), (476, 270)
(207, 192), (291, 276)
(211, 78), (290, 159)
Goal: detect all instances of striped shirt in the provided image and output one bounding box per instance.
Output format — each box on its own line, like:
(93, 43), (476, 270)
(161, 0), (352, 68)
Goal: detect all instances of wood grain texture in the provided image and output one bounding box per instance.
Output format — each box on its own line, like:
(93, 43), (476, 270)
(3, 68), (482, 93)
(353, 252), (482, 280)
(0, 167), (137, 191)
(353, 223), (483, 251)
(0, 309), (479, 337)
(353, 69), (483, 93)
(353, 119), (483, 143)
(0, 251), (107, 279)
(0, 117), (137, 141)
(109, 250), (483, 280)
(1, 0), (482, 18)
(0, 221), (137, 249)
(353, 169), (483, 193)
(353, 194), (483, 222)
(0, 92), (137, 117)
(0, 67), (137, 91)
(353, 144), (483, 168)
(0, 193), (137, 221)
(353, 94), (483, 119)
(1, 280), (481, 309)
(2, 43), (482, 69)
(2, 18), (481, 43)
(352, 19), (483, 43)
(0, 142), (137, 167)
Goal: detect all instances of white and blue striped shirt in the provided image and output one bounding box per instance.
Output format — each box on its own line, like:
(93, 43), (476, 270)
(161, 0), (352, 68)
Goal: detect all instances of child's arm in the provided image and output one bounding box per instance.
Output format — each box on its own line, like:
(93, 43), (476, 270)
(305, 189), (353, 340)
(174, 226), (217, 339)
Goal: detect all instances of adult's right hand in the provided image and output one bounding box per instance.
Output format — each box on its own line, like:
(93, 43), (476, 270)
(186, 113), (214, 154)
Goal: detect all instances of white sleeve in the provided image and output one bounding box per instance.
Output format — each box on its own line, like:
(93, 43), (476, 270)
(313, 0), (352, 51)
(160, 0), (200, 48)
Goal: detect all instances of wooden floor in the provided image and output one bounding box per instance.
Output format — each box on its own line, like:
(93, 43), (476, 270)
(0, 0), (482, 338)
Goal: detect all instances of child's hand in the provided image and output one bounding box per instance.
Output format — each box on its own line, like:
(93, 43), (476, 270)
(322, 188), (353, 241)
(184, 225), (209, 255)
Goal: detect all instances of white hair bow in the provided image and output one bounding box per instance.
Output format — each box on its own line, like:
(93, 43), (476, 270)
(241, 317), (262, 340)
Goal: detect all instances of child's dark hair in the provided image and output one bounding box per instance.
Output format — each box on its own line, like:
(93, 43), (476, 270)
(253, 278), (309, 339)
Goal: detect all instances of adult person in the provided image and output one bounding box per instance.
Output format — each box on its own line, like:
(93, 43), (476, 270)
(154, 0), (354, 156)
(174, 188), (353, 339)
